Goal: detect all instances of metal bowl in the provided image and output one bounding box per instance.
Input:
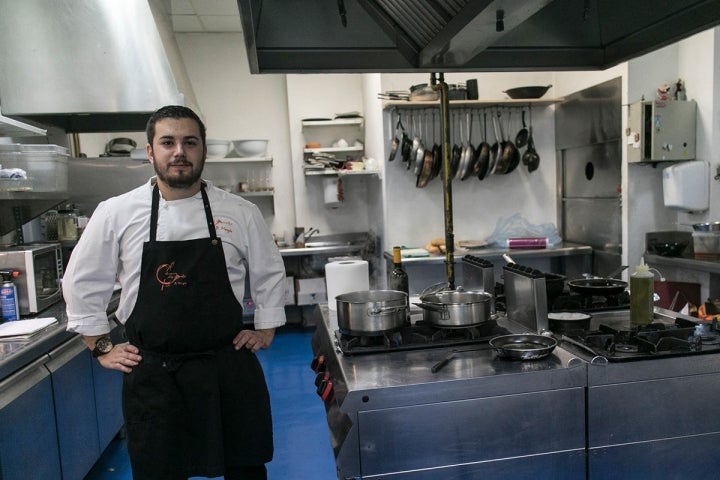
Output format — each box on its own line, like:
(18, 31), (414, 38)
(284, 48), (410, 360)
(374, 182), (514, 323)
(692, 222), (720, 232)
(503, 85), (552, 99)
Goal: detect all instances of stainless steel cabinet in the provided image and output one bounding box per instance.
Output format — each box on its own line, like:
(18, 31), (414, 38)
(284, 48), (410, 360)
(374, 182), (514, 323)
(0, 356), (62, 480)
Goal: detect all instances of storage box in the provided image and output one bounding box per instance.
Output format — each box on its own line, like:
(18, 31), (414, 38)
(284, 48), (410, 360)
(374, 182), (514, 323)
(285, 276), (296, 305)
(692, 231), (720, 260)
(0, 144), (69, 192)
(295, 277), (327, 305)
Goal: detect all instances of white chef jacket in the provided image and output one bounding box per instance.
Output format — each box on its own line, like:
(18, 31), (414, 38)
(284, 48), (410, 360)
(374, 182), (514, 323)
(64, 178), (287, 336)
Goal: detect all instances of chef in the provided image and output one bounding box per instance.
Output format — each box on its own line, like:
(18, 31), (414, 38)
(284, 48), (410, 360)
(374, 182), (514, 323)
(63, 105), (287, 480)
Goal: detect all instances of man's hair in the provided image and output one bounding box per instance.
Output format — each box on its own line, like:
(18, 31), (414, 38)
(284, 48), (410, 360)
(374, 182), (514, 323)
(146, 105), (206, 146)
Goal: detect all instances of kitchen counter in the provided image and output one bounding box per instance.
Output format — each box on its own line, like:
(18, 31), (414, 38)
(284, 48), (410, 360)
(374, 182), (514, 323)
(0, 292), (120, 381)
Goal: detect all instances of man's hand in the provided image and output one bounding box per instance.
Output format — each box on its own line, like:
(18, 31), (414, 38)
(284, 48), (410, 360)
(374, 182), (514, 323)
(233, 328), (275, 353)
(83, 335), (142, 373)
(97, 342), (142, 373)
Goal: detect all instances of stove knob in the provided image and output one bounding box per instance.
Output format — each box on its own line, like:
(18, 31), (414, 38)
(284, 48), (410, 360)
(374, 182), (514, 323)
(310, 354), (326, 373)
(317, 379), (334, 402)
(315, 370), (330, 387)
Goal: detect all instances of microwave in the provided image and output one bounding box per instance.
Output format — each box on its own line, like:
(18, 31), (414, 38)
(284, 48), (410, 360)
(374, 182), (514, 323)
(0, 242), (63, 315)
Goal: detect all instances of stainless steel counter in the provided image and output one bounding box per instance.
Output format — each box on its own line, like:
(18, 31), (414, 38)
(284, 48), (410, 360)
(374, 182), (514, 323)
(312, 305), (588, 479)
(0, 293), (120, 381)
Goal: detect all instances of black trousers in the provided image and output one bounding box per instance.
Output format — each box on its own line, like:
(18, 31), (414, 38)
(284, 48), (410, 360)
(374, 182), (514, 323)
(224, 464), (267, 480)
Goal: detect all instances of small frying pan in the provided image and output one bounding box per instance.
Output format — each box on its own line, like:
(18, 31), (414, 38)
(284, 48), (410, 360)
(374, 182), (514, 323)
(567, 278), (628, 296)
(473, 111), (491, 180)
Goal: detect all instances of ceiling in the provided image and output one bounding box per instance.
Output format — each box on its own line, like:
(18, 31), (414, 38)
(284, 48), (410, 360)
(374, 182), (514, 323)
(170, 0), (242, 32)
(235, 0), (720, 73)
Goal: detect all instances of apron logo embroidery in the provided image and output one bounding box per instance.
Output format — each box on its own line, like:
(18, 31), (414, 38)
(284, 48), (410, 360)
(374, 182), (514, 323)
(156, 261), (187, 290)
(215, 218), (233, 234)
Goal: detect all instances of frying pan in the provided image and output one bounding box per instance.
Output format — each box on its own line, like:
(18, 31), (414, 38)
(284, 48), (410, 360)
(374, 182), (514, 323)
(413, 113), (427, 175)
(429, 112), (442, 180)
(449, 112), (462, 178)
(497, 110), (520, 174)
(488, 111), (502, 175)
(567, 278), (628, 296)
(460, 111), (477, 180)
(388, 110), (400, 161)
(490, 334), (558, 361)
(408, 112), (420, 170)
(473, 111), (491, 180)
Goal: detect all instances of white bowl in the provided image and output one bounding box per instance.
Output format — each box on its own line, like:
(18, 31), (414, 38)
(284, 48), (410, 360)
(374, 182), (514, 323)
(232, 139), (268, 157)
(206, 140), (231, 158)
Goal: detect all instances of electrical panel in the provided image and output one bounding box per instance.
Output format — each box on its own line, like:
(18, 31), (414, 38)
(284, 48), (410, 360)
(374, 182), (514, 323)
(627, 100), (696, 162)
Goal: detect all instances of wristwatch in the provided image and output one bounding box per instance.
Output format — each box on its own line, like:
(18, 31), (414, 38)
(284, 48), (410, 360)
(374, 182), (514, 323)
(92, 335), (113, 357)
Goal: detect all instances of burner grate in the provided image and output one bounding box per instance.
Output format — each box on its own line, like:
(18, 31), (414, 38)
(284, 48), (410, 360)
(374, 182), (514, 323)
(336, 320), (509, 355)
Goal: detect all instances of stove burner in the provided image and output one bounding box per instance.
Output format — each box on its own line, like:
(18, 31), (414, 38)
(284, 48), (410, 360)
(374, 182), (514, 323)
(612, 343), (638, 353)
(336, 320), (510, 355)
(563, 319), (720, 361)
(552, 291), (630, 313)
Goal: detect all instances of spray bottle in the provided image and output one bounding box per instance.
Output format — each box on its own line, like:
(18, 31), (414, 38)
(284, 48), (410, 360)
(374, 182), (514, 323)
(0, 269), (21, 322)
(630, 258), (654, 326)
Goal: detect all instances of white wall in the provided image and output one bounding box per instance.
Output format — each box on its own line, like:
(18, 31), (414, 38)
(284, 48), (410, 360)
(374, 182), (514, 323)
(378, 72), (558, 251)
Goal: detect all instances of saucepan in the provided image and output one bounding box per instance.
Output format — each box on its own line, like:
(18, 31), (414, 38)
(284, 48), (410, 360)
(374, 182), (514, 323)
(490, 334), (558, 360)
(336, 290), (408, 335)
(416, 290), (492, 328)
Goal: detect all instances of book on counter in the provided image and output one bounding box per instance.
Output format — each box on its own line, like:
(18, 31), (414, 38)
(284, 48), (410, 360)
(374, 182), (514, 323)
(0, 317), (58, 341)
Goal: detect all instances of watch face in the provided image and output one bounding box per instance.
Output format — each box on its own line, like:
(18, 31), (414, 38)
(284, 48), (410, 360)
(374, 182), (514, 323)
(95, 337), (113, 354)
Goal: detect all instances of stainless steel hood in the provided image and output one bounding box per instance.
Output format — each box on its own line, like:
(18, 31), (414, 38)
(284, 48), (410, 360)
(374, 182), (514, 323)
(0, 0), (200, 133)
(238, 0), (720, 73)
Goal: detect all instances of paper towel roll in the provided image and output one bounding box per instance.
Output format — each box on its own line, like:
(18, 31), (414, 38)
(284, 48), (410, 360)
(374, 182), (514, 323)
(326, 260), (370, 310)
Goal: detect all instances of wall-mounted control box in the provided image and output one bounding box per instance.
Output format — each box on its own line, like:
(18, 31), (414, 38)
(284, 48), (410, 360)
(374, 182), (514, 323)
(627, 100), (696, 162)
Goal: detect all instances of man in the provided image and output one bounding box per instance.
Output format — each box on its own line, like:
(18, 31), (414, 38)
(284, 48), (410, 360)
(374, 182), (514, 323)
(63, 105), (287, 480)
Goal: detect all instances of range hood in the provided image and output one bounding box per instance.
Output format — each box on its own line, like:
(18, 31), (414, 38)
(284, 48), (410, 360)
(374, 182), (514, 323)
(0, 0), (199, 133)
(238, 0), (720, 73)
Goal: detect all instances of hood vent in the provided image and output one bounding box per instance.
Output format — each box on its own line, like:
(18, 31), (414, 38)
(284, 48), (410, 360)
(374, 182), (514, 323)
(238, 0), (720, 73)
(0, 0), (200, 133)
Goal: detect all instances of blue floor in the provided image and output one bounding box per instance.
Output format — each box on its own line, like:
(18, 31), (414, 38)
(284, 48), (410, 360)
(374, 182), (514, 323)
(84, 326), (337, 479)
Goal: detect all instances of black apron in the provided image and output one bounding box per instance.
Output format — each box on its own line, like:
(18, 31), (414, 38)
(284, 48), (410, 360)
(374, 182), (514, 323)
(122, 185), (272, 480)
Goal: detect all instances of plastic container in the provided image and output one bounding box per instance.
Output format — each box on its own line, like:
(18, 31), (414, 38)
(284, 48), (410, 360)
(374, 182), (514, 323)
(692, 231), (720, 260)
(630, 259), (654, 326)
(0, 144), (69, 192)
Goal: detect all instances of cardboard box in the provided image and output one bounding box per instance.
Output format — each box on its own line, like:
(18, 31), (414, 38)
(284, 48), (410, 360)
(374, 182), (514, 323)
(295, 277), (327, 305)
(285, 276), (296, 305)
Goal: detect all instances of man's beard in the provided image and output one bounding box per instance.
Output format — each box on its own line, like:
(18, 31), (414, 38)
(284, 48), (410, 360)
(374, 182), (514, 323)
(153, 159), (204, 188)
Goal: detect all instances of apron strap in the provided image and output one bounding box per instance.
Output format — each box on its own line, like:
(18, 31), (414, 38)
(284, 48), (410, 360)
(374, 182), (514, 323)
(150, 183), (218, 242)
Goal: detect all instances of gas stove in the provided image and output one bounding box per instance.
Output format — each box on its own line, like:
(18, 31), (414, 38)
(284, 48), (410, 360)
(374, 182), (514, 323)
(334, 319), (510, 355)
(551, 291), (630, 312)
(558, 309), (720, 362)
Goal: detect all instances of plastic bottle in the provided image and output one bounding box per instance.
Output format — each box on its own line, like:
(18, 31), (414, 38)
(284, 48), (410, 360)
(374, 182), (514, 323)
(630, 258), (654, 326)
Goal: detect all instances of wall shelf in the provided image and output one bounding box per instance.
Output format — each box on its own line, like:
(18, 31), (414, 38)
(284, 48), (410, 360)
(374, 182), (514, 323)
(237, 191), (274, 197)
(382, 98), (564, 110)
(302, 118), (363, 127)
(0, 112), (47, 137)
(206, 155), (273, 164)
(304, 169), (378, 177)
(304, 146), (363, 154)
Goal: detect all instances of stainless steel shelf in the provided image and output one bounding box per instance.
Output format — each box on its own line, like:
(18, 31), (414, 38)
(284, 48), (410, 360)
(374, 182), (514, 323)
(302, 118), (363, 127)
(382, 98), (564, 109)
(0, 113), (47, 137)
(206, 155), (273, 164)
